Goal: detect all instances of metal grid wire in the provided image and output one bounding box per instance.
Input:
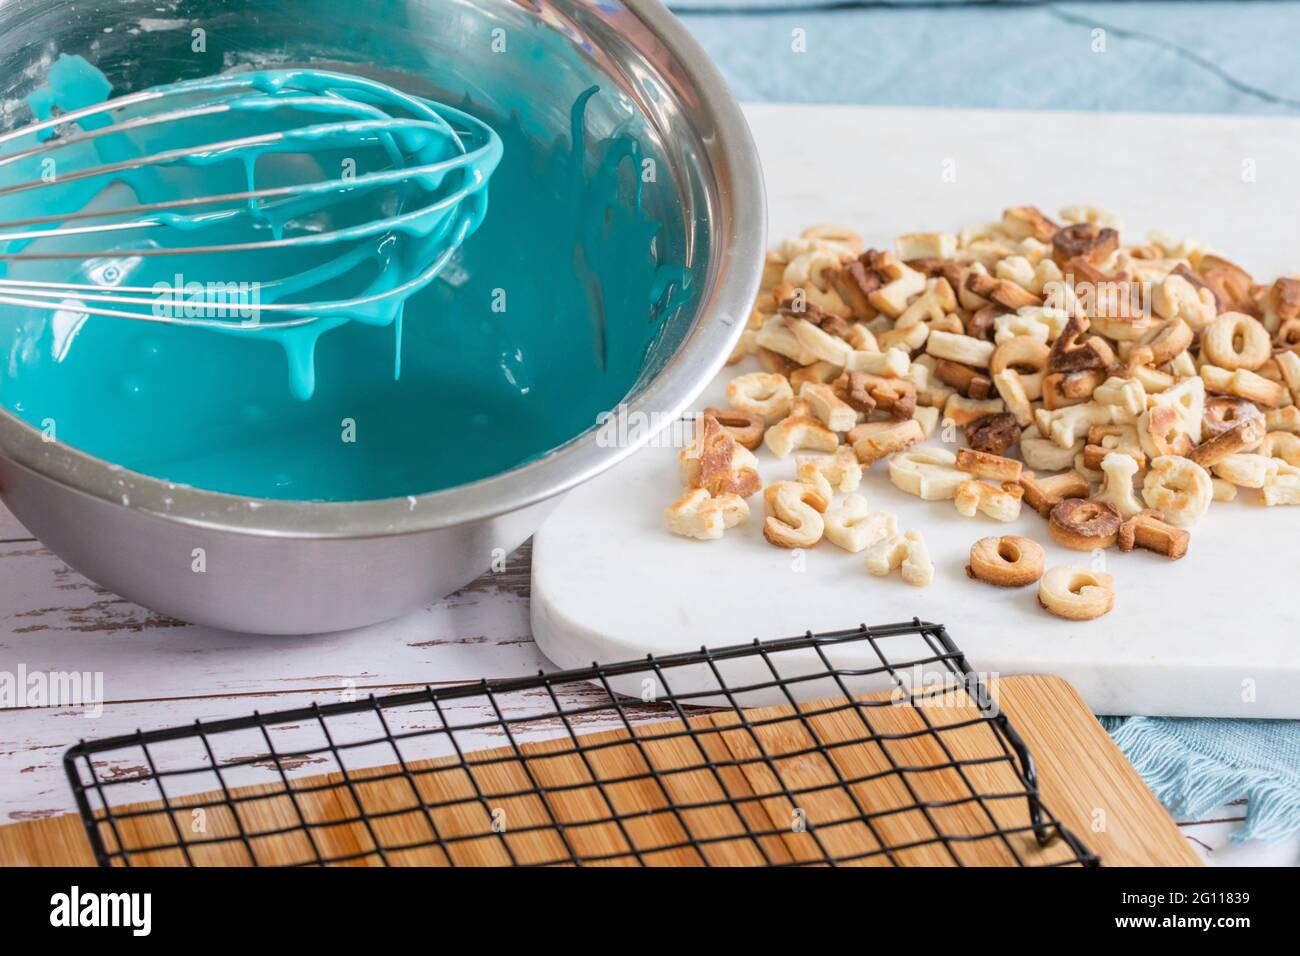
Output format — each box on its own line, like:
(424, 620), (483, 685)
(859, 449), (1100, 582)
(65, 620), (1099, 867)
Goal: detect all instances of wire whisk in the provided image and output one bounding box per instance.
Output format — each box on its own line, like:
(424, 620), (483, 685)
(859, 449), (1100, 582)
(0, 62), (502, 338)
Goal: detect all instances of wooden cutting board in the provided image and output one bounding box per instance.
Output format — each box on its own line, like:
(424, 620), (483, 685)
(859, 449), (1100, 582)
(531, 103), (1300, 719)
(0, 675), (1199, 866)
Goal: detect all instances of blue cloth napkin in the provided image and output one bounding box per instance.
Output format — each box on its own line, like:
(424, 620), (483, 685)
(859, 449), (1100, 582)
(668, 0), (1300, 841)
(1101, 718), (1300, 843)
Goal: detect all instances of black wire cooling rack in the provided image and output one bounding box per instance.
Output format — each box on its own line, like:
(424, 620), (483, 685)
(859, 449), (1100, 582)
(65, 620), (1099, 867)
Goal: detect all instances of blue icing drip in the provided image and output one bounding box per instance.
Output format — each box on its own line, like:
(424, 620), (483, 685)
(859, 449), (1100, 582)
(0, 56), (695, 501)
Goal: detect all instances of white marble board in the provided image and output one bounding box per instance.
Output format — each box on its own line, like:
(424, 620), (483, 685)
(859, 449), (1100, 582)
(530, 103), (1300, 718)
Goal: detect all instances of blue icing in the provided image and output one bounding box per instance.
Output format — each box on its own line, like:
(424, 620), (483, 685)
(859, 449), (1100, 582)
(26, 54), (114, 134)
(3, 56), (502, 401)
(0, 55), (694, 501)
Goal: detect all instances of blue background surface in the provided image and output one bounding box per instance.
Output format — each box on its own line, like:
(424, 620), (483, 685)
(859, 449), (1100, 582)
(669, 1), (1300, 114)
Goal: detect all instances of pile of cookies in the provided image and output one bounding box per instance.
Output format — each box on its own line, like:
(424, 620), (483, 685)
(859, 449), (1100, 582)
(664, 207), (1300, 620)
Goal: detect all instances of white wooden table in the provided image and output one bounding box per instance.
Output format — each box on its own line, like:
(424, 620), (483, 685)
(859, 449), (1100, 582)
(0, 499), (1292, 865)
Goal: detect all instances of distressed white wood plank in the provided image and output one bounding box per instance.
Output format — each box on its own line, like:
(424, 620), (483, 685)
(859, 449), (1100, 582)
(0, 539), (542, 700)
(1, 679), (675, 824)
(0, 529), (649, 827)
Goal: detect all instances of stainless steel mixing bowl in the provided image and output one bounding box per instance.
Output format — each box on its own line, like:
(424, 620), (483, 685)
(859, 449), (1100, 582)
(0, 0), (765, 633)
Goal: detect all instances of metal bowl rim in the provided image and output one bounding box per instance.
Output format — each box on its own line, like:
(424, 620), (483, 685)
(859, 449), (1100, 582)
(0, 0), (766, 540)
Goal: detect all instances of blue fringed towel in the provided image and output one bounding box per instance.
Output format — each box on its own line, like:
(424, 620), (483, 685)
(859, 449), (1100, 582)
(1101, 717), (1300, 843)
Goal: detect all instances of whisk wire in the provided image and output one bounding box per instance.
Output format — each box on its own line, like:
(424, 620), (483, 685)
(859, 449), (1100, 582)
(0, 165), (483, 259)
(0, 67), (501, 331)
(0, 228), (468, 331)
